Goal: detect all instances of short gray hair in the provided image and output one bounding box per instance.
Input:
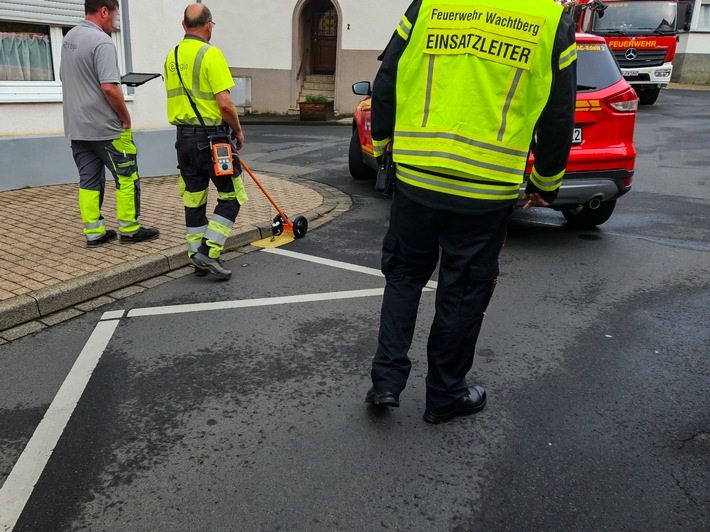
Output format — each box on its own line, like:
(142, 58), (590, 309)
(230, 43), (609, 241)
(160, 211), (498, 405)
(184, 5), (212, 29)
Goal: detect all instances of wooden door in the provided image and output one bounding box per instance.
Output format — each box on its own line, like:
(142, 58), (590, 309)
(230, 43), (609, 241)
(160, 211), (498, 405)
(310, 2), (337, 74)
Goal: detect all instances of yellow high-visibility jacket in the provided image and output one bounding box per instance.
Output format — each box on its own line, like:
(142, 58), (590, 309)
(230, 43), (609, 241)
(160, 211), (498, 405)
(164, 35), (234, 126)
(372, 0), (577, 209)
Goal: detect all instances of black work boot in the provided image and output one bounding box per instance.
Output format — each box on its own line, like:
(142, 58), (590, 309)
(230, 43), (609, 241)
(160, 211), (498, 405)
(87, 229), (117, 248)
(120, 227), (160, 244)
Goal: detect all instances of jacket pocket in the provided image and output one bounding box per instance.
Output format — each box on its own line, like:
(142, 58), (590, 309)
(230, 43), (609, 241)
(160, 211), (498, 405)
(111, 128), (137, 155)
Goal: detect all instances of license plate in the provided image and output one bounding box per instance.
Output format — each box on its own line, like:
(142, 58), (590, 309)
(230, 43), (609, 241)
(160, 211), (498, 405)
(621, 69), (639, 76)
(572, 127), (582, 144)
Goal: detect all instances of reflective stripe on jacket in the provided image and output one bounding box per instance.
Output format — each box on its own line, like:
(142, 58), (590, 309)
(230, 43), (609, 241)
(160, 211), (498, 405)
(164, 35), (235, 126)
(373, 0), (576, 203)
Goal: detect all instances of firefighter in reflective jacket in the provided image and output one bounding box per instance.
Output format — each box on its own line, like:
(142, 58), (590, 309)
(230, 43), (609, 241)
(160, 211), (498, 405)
(163, 3), (247, 280)
(365, 0), (577, 423)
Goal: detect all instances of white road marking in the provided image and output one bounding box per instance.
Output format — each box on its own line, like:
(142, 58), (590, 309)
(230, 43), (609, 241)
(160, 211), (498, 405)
(263, 248), (385, 277)
(127, 288), (391, 318)
(101, 310), (125, 320)
(0, 320), (120, 532)
(127, 249), (442, 318)
(263, 248), (438, 289)
(0, 249), (439, 528)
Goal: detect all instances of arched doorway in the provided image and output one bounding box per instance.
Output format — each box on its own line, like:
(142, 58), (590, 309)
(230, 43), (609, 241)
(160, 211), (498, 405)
(292, 0), (341, 110)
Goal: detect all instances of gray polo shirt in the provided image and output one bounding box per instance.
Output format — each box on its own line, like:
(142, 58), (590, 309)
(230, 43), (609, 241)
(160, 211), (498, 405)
(60, 20), (122, 141)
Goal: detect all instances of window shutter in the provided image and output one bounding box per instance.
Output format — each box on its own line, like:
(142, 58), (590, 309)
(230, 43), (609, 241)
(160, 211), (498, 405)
(0, 0), (85, 26)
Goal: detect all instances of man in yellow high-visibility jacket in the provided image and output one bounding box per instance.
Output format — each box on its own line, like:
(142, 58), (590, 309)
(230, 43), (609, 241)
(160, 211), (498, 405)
(365, 0), (577, 423)
(164, 3), (247, 280)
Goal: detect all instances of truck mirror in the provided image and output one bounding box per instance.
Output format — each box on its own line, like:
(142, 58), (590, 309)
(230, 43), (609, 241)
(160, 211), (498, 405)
(593, 0), (608, 18)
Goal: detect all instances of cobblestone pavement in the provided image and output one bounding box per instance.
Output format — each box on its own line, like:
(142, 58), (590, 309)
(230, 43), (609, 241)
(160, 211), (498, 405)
(0, 173), (351, 340)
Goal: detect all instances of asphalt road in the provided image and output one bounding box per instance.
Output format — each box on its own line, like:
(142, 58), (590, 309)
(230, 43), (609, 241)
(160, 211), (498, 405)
(1, 89), (708, 531)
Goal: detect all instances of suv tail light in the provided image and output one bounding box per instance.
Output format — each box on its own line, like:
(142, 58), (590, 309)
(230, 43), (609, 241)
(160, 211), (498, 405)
(606, 88), (639, 112)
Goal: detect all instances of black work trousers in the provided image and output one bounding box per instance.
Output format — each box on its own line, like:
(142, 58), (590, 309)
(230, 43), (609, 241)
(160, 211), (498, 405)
(371, 191), (512, 413)
(175, 127), (241, 258)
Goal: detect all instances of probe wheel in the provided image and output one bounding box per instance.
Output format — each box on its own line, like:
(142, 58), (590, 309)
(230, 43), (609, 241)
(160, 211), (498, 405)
(293, 216), (308, 239)
(271, 214), (285, 237)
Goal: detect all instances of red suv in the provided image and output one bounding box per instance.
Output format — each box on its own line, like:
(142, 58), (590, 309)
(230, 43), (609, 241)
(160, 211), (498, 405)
(349, 33), (638, 228)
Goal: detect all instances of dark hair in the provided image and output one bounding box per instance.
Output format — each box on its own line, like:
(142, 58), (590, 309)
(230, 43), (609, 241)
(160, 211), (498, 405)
(184, 5), (212, 28)
(85, 0), (119, 15)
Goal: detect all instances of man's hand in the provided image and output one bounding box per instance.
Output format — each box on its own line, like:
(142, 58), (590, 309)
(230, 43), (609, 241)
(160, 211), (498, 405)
(231, 128), (244, 151)
(101, 83), (131, 130)
(523, 192), (550, 210)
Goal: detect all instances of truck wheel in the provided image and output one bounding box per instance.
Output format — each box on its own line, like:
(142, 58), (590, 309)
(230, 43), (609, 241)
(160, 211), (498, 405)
(638, 87), (660, 105)
(562, 200), (616, 229)
(348, 129), (376, 180)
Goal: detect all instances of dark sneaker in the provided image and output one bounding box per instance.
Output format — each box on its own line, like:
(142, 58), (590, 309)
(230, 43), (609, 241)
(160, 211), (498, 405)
(120, 227), (160, 244)
(87, 229), (117, 248)
(191, 252), (231, 280)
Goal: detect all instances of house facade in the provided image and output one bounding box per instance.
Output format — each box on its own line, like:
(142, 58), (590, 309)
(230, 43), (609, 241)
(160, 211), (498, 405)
(0, 0), (708, 191)
(674, 0), (710, 83)
(0, 0), (408, 190)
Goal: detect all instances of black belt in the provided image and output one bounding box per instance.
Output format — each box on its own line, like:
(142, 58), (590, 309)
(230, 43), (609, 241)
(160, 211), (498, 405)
(176, 125), (229, 134)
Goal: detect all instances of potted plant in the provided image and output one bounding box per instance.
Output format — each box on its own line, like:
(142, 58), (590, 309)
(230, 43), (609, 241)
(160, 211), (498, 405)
(298, 95), (335, 121)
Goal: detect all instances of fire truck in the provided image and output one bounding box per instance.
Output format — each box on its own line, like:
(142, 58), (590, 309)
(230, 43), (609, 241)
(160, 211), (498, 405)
(566, 0), (680, 105)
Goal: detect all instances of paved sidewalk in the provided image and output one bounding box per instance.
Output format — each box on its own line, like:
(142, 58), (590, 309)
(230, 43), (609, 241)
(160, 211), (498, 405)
(667, 82), (710, 91)
(0, 172), (351, 341)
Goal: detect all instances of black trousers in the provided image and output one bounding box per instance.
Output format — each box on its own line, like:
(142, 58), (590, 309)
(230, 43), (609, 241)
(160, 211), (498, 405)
(371, 191), (512, 413)
(175, 128), (242, 258)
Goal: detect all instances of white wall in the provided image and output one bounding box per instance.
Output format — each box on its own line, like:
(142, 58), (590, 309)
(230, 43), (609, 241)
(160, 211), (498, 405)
(132, 0), (411, 125)
(210, 0), (410, 66)
(0, 104), (65, 137)
(339, 0), (408, 50)
(680, 33), (710, 53)
(210, 1), (293, 69)
(126, 0), (189, 130)
(0, 0), (412, 137)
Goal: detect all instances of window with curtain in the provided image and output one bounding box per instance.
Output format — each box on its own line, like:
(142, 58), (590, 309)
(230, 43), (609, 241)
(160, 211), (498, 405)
(0, 0), (125, 103)
(0, 22), (53, 81)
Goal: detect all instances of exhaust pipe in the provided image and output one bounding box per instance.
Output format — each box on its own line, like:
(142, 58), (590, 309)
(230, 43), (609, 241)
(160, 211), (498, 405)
(587, 196), (602, 210)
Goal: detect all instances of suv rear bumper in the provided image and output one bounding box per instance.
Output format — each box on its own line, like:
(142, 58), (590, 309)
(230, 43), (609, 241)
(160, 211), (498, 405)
(520, 169), (633, 207)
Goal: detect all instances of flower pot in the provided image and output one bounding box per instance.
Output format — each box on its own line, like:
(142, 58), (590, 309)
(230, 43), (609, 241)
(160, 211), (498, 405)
(298, 100), (335, 121)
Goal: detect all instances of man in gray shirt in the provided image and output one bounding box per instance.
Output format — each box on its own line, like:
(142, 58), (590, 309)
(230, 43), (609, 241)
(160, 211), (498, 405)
(60, 0), (159, 247)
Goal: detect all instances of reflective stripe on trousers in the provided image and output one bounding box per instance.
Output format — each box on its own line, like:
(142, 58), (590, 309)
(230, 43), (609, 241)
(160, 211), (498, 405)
(71, 134), (142, 238)
(176, 129), (246, 259)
